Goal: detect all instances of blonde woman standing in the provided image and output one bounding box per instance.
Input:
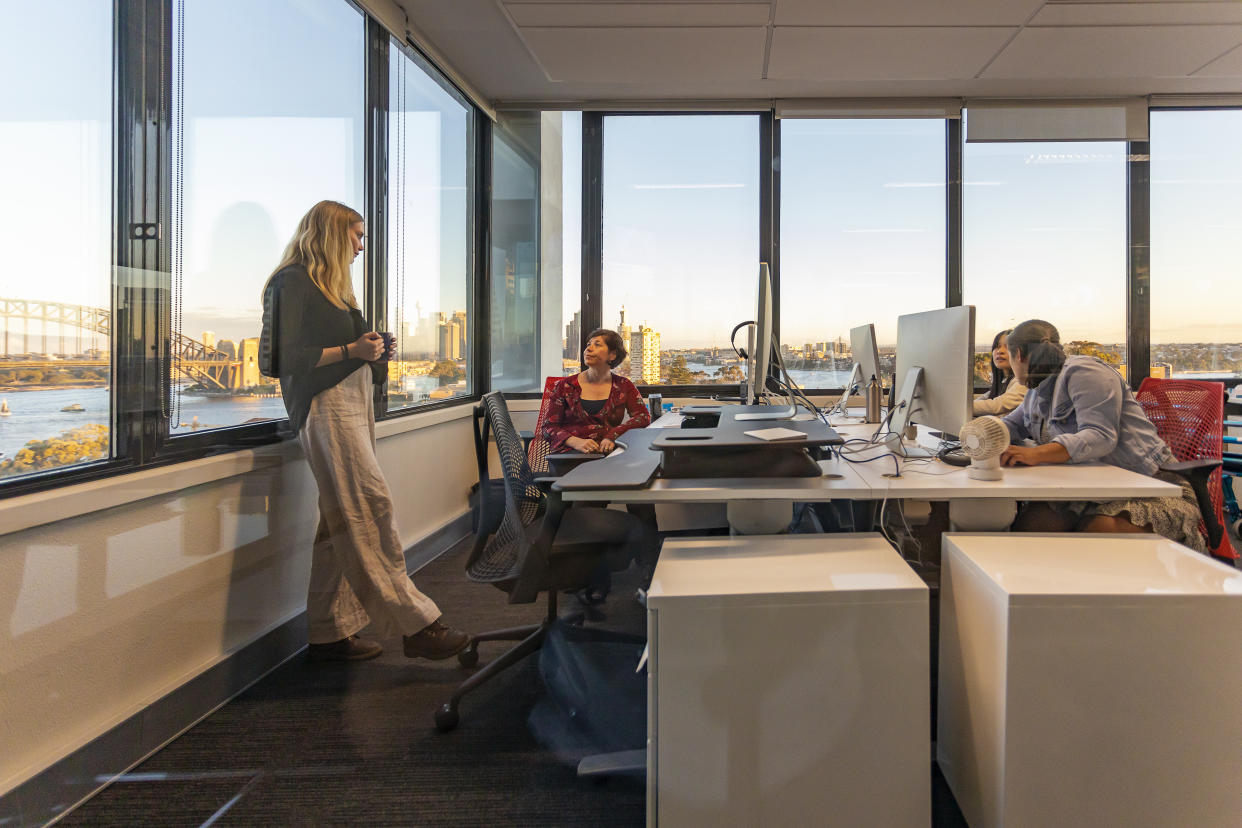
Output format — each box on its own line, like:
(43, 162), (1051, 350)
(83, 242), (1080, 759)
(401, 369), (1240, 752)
(262, 200), (470, 661)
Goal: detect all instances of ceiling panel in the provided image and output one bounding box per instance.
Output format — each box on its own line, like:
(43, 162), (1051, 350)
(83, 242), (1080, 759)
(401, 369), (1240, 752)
(983, 26), (1242, 78)
(1194, 43), (1242, 76)
(775, 0), (1042, 27)
(769, 27), (1015, 80)
(504, 3), (771, 27)
(519, 26), (768, 82)
(1031, 3), (1242, 26)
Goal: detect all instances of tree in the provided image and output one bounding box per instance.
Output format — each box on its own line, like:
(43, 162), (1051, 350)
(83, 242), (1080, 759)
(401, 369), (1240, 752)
(0, 424), (109, 478)
(665, 355), (694, 384)
(717, 364), (743, 383)
(1065, 340), (1121, 366)
(429, 359), (465, 385)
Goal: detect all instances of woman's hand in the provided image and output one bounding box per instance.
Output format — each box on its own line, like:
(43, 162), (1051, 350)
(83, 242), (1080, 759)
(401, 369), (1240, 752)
(349, 332), (385, 362)
(1001, 445), (1042, 466)
(566, 436), (601, 453)
(1001, 442), (1070, 467)
(598, 437), (615, 453)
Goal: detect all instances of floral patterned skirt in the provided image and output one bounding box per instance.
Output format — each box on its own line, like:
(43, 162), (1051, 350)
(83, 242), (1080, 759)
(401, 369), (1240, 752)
(1054, 470), (1207, 554)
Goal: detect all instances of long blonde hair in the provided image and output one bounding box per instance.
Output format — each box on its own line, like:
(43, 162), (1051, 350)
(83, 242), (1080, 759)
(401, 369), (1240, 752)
(266, 200), (361, 310)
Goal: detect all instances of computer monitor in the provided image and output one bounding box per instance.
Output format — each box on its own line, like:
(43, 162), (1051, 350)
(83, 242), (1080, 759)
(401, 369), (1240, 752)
(736, 262), (796, 421)
(744, 262), (774, 404)
(890, 305), (975, 440)
(842, 323), (881, 397)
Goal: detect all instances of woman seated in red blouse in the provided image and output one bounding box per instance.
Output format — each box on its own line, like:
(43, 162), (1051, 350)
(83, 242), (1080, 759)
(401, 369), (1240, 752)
(544, 328), (651, 454)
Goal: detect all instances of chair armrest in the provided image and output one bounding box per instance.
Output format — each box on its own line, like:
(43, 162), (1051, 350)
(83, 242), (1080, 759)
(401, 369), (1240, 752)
(1159, 459), (1224, 551)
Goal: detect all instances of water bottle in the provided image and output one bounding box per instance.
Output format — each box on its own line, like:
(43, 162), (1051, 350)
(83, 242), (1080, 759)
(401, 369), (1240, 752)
(865, 375), (882, 424)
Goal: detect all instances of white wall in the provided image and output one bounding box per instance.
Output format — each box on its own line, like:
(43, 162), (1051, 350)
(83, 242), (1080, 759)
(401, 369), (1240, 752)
(0, 407), (478, 797)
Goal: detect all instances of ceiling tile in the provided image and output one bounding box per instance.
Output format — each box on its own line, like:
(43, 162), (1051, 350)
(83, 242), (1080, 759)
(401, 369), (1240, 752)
(775, 0), (1042, 26)
(1031, 3), (1242, 26)
(505, 3), (772, 27)
(1193, 43), (1242, 75)
(983, 26), (1242, 78)
(769, 27), (1016, 80)
(518, 26), (768, 82)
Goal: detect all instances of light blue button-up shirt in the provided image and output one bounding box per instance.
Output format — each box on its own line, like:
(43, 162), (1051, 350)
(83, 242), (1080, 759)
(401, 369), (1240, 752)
(1001, 355), (1173, 476)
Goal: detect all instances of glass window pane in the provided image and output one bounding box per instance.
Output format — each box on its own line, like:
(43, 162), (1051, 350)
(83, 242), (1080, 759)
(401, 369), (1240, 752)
(1150, 109), (1242, 380)
(560, 111), (582, 378)
(780, 119), (946, 389)
(0, 3), (112, 480)
(387, 43), (472, 410)
(170, 0), (365, 435)
(602, 115), (759, 386)
(964, 140), (1127, 380)
(490, 115), (539, 392)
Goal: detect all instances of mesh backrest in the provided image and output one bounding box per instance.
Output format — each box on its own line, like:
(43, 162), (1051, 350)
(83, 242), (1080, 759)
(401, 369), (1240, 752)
(527, 376), (561, 475)
(464, 391), (545, 583)
(1135, 377), (1235, 558)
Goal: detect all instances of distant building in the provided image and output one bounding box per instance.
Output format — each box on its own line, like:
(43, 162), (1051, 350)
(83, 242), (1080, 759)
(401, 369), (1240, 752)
(439, 320), (462, 360)
(564, 311), (581, 360)
(201, 331), (216, 350)
(238, 338), (262, 387)
(451, 311), (468, 357)
(617, 306), (632, 377)
(630, 323), (661, 385)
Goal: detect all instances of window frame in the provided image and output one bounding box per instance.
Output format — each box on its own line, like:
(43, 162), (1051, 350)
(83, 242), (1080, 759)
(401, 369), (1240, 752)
(584, 109), (774, 396)
(0, 0), (487, 500)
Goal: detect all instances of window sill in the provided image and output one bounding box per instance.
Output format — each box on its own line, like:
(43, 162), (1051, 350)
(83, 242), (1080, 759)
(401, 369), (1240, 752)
(0, 401), (478, 536)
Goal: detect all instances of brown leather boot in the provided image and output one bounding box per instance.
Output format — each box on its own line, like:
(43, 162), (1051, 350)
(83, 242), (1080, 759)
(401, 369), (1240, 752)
(403, 620), (471, 660)
(306, 635), (383, 662)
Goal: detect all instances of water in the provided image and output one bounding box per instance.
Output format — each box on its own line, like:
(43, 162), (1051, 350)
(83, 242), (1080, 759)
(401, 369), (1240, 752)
(682, 362), (853, 388)
(0, 387), (289, 458)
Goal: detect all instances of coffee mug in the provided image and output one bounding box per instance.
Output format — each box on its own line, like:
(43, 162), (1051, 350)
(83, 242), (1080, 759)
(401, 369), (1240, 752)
(377, 331), (395, 360)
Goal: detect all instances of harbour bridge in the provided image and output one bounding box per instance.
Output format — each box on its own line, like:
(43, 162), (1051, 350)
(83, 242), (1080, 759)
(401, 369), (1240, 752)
(0, 297), (240, 390)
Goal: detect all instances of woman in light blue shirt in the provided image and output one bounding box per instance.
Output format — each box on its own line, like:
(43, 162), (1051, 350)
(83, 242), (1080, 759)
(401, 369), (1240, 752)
(998, 319), (1205, 552)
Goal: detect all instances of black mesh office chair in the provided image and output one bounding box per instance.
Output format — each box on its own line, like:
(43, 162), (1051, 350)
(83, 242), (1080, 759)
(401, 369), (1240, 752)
(437, 391), (644, 731)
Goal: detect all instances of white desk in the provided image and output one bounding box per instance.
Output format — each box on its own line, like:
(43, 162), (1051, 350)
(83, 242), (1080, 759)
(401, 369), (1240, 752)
(938, 533), (1242, 827)
(647, 534), (929, 827)
(559, 419), (1180, 507)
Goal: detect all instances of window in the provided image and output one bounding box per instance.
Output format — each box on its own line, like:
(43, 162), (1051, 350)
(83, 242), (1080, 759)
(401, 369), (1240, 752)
(386, 40), (473, 410)
(1150, 109), (1242, 381)
(557, 111), (582, 378)
(601, 115), (760, 386)
(169, 0), (366, 435)
(490, 115), (540, 392)
(0, 3), (113, 480)
(964, 140), (1127, 378)
(779, 119), (946, 388)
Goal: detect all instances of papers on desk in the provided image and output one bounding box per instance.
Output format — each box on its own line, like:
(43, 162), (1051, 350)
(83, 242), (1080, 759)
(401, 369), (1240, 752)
(743, 427), (807, 442)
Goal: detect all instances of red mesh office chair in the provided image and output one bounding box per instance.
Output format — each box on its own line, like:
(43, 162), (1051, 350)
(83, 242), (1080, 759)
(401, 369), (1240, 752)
(527, 375), (561, 474)
(1135, 377), (1238, 561)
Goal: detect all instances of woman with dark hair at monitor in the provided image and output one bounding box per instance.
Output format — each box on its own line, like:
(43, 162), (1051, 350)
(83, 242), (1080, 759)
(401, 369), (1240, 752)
(973, 328), (1027, 416)
(543, 328), (651, 455)
(998, 319), (1206, 552)
(543, 328), (654, 604)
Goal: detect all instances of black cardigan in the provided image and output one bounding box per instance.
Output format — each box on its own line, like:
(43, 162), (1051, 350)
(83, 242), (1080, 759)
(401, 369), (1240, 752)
(262, 264), (386, 434)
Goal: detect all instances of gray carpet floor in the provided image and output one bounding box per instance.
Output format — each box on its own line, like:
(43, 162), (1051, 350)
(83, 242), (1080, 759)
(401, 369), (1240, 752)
(60, 531), (970, 827)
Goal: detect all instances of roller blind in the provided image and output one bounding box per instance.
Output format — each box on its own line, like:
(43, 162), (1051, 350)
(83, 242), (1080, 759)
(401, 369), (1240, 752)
(965, 98), (1148, 142)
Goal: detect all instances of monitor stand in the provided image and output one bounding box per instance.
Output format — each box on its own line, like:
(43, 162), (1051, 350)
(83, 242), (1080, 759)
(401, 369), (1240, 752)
(888, 366), (924, 436)
(735, 404), (798, 422)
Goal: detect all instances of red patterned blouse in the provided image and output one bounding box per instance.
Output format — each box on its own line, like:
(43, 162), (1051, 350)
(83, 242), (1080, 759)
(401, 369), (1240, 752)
(542, 372), (651, 452)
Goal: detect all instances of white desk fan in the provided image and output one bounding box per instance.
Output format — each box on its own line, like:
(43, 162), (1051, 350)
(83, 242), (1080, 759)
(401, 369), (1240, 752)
(958, 415), (1010, 480)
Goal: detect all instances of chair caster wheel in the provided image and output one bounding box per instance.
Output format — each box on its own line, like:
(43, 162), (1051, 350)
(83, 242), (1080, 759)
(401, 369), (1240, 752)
(435, 703), (459, 732)
(458, 645), (479, 667)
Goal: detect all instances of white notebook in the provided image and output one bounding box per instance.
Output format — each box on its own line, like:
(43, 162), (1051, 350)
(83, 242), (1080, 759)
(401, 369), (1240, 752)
(743, 427), (807, 442)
